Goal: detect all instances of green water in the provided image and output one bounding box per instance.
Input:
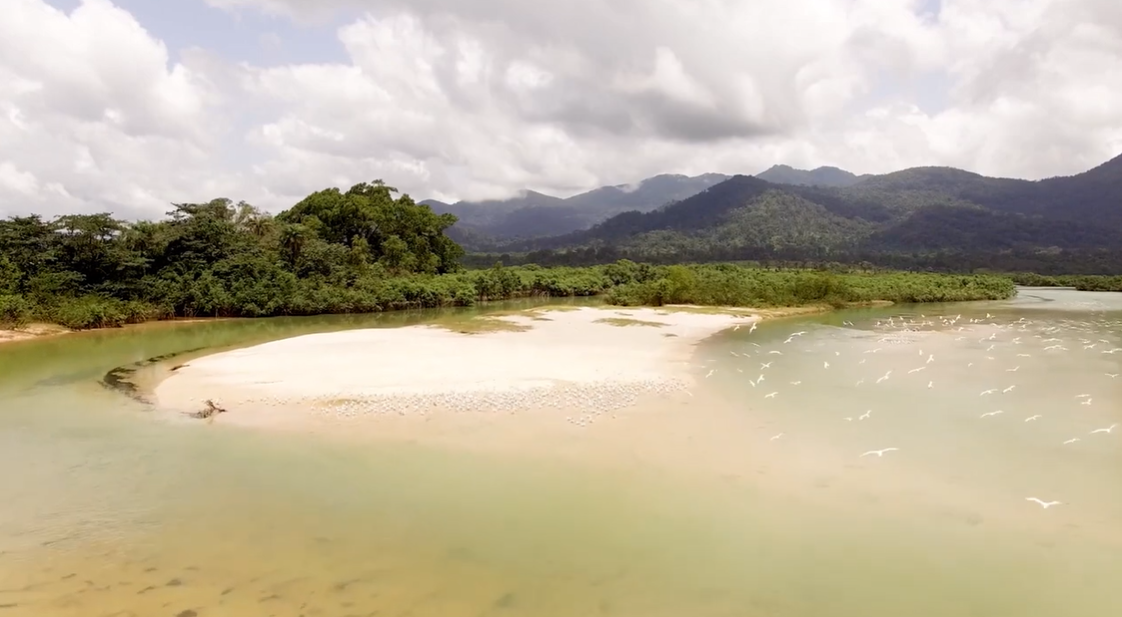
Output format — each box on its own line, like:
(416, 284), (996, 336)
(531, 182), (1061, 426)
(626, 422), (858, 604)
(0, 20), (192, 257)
(1, 289), (1120, 616)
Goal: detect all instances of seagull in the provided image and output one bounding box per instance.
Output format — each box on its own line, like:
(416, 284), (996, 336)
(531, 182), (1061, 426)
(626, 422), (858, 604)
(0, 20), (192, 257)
(1025, 415), (1042, 422)
(876, 371), (892, 384)
(1002, 385), (1015, 394)
(823, 361), (830, 369)
(769, 350), (783, 355)
(980, 389), (997, 396)
(855, 379), (865, 386)
(764, 392), (778, 399)
(927, 381), (934, 389)
(1075, 394), (1091, 399)
(1025, 498), (1062, 509)
(860, 447), (898, 458)
(789, 380), (802, 385)
(1081, 399), (1093, 406)
(1063, 438), (1081, 445)
(733, 323), (741, 331)
(1090, 424), (1117, 435)
(858, 410), (872, 421)
(770, 433), (783, 441)
(760, 362), (772, 369)
(749, 322), (757, 333)
(926, 354), (934, 364)
(980, 410), (1004, 418)
(1006, 366), (1020, 372)
(1107, 373), (1118, 378)
(705, 369), (715, 378)
(908, 366), (926, 374)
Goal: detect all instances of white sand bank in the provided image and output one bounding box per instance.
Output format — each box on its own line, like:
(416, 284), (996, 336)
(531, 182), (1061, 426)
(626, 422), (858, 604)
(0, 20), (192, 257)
(154, 306), (755, 428)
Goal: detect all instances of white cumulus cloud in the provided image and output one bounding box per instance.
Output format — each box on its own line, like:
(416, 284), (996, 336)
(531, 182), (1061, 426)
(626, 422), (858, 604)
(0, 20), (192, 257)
(2, 0), (1121, 218)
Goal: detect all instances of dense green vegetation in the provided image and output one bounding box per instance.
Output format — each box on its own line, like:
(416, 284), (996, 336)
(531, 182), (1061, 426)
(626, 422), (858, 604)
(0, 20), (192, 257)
(1007, 273), (1122, 292)
(601, 261), (1016, 307)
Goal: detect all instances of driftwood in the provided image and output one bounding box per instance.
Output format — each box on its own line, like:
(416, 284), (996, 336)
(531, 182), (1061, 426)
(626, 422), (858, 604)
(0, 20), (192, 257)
(191, 399), (227, 420)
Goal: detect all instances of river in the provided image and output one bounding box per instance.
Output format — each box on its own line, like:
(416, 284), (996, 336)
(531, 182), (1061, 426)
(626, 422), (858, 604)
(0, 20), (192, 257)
(0, 288), (1119, 616)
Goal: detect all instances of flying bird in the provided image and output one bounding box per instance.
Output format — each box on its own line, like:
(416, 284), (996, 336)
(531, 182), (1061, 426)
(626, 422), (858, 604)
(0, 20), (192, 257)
(860, 448), (899, 458)
(1089, 424), (1118, 435)
(980, 410), (1004, 418)
(859, 410), (872, 421)
(760, 362), (772, 369)
(1063, 438), (1081, 445)
(764, 392), (778, 399)
(1024, 415), (1042, 422)
(1025, 498), (1062, 509)
(1002, 385), (1016, 393)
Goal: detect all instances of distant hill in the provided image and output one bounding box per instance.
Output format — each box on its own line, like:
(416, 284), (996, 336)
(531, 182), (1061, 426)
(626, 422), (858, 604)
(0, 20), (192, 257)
(421, 173), (729, 245)
(756, 164), (860, 187)
(498, 154), (1122, 271)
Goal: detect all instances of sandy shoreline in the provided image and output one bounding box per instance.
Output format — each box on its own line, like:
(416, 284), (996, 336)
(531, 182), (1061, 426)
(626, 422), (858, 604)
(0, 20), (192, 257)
(154, 306), (757, 429)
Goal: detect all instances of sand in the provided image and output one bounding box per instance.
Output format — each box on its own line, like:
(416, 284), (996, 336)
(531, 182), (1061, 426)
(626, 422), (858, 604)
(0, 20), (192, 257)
(153, 306), (755, 430)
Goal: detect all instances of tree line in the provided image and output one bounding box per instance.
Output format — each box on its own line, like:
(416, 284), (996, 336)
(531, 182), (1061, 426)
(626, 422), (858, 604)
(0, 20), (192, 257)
(0, 181), (1092, 331)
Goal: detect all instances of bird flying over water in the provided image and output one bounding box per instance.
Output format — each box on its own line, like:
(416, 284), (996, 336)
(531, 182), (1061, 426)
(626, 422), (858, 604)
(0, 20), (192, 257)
(1002, 385), (1015, 393)
(980, 410), (1003, 418)
(1025, 498), (1062, 509)
(1025, 415), (1041, 422)
(859, 410), (872, 420)
(1063, 438), (1081, 445)
(861, 448), (898, 457)
(1090, 424), (1117, 435)
(760, 362), (772, 369)
(765, 392), (778, 399)
(980, 389), (997, 396)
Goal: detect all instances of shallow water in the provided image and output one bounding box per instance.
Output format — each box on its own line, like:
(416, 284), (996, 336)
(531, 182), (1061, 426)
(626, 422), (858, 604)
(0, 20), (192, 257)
(1, 289), (1120, 616)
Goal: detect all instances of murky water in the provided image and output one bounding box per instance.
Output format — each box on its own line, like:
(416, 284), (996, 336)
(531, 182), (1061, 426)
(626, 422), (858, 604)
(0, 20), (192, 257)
(1, 289), (1120, 616)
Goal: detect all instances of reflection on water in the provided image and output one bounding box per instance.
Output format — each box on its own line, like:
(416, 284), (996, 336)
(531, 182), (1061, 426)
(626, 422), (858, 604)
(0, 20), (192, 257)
(1, 289), (1120, 616)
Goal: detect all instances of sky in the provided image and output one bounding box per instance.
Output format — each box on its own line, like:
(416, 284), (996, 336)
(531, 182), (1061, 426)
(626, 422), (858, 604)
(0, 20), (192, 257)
(2, 0), (1122, 219)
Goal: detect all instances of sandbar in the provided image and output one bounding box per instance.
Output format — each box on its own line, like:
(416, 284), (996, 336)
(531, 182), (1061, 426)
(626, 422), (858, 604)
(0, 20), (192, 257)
(154, 306), (756, 430)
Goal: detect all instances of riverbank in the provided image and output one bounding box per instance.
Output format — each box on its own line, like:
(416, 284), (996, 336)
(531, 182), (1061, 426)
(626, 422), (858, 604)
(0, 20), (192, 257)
(0, 322), (69, 344)
(154, 305), (766, 431)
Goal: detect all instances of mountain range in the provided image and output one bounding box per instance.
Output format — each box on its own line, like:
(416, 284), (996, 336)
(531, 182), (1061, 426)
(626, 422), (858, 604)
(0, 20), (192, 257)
(421, 173), (730, 244)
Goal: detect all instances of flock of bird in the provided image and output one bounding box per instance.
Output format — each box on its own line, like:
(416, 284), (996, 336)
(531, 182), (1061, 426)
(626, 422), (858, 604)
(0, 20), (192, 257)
(709, 308), (1121, 512)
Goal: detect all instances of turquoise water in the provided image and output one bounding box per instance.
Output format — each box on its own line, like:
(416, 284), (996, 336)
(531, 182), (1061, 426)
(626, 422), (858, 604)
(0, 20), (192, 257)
(0, 288), (1119, 616)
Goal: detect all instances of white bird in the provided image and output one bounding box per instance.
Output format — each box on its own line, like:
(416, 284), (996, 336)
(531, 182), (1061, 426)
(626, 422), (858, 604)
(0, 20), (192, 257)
(770, 433), (783, 441)
(1107, 373), (1118, 378)
(1025, 415), (1042, 422)
(876, 371), (892, 384)
(980, 410), (1004, 418)
(860, 447), (898, 458)
(858, 410), (872, 420)
(769, 350), (783, 355)
(855, 379), (865, 386)
(733, 323), (741, 331)
(1075, 394), (1091, 398)
(1081, 399), (1093, 406)
(908, 366), (925, 374)
(705, 369), (715, 378)
(1025, 498), (1062, 509)
(760, 362), (772, 369)
(1002, 385), (1015, 394)
(927, 381), (934, 389)
(980, 389), (997, 396)
(926, 354), (934, 364)
(1063, 438), (1080, 445)
(749, 323), (757, 333)
(1006, 366), (1020, 372)
(789, 380), (802, 385)
(823, 361), (830, 369)
(764, 392), (778, 399)
(1089, 424), (1117, 435)
(757, 374), (765, 383)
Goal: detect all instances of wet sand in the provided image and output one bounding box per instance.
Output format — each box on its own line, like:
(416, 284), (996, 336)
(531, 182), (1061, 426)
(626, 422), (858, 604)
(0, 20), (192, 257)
(154, 306), (757, 431)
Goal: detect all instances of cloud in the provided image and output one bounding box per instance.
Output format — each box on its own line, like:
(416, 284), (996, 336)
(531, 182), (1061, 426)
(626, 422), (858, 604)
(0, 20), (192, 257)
(3, 0), (1122, 218)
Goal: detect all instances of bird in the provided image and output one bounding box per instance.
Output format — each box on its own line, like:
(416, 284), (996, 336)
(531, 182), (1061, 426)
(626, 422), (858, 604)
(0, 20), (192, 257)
(764, 392), (778, 399)
(768, 350), (783, 355)
(789, 380), (802, 385)
(980, 389), (997, 396)
(1075, 394), (1091, 399)
(927, 381), (934, 389)
(1025, 415), (1042, 422)
(733, 323), (741, 331)
(760, 362), (772, 369)
(823, 361), (830, 369)
(861, 448), (898, 458)
(1107, 373), (1118, 378)
(1002, 385), (1015, 394)
(705, 369), (715, 378)
(1025, 498), (1062, 509)
(876, 371), (892, 384)
(908, 366), (925, 374)
(926, 354), (934, 364)
(980, 410), (1003, 418)
(770, 433), (783, 441)
(1089, 424), (1117, 435)
(749, 322), (758, 333)
(1063, 438), (1081, 445)
(858, 410), (872, 421)
(1081, 399), (1093, 406)
(1006, 366), (1020, 372)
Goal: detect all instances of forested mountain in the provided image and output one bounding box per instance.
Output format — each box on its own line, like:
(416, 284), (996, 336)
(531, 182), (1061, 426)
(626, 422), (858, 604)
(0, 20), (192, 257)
(493, 153), (1122, 274)
(422, 173), (729, 242)
(755, 164), (860, 187)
